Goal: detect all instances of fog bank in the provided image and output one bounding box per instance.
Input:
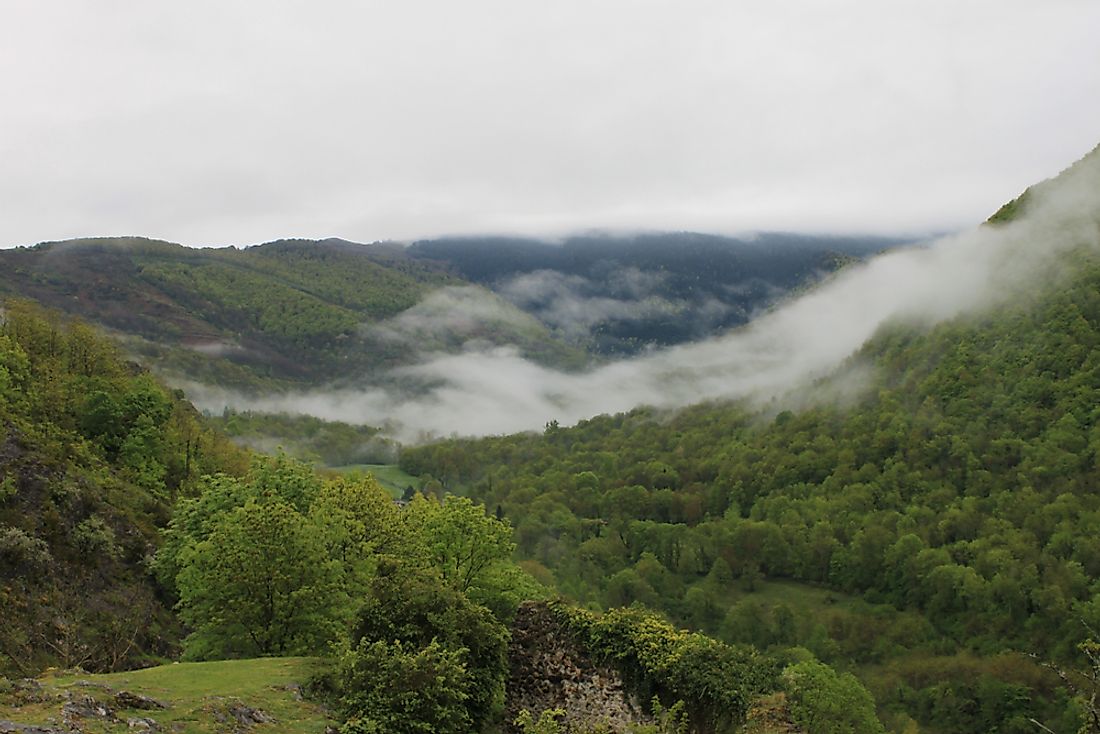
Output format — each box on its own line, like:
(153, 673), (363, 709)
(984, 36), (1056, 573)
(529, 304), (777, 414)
(192, 151), (1100, 442)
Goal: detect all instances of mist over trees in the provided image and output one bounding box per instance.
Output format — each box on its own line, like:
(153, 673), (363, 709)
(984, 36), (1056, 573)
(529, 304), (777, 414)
(401, 233), (1100, 731)
(4, 146), (1100, 733)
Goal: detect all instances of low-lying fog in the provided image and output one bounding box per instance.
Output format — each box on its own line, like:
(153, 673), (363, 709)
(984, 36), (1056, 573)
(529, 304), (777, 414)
(189, 152), (1100, 444)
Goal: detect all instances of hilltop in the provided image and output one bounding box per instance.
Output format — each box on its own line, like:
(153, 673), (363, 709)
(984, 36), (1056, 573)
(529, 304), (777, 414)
(0, 237), (464, 391)
(0, 233), (902, 394)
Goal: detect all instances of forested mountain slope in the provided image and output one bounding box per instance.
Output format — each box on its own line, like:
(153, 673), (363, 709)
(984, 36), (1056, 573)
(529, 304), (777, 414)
(0, 232), (906, 398)
(0, 301), (248, 675)
(0, 237), (470, 389)
(399, 147), (1100, 732)
(0, 304), (887, 733)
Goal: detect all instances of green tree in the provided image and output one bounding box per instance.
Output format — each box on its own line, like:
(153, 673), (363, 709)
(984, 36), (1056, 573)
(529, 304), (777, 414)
(781, 660), (884, 734)
(348, 561), (509, 730)
(405, 494), (515, 595)
(175, 497), (343, 658)
(310, 475), (408, 589)
(336, 638), (471, 734)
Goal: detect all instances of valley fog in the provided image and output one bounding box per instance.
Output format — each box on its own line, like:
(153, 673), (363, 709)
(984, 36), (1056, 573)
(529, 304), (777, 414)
(189, 152), (1100, 443)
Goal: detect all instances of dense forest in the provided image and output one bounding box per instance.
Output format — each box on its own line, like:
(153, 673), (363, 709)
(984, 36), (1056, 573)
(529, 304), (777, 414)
(0, 300), (887, 733)
(0, 237), (466, 390)
(0, 300), (248, 674)
(400, 195), (1100, 729)
(0, 232), (897, 395)
(5, 148), (1100, 732)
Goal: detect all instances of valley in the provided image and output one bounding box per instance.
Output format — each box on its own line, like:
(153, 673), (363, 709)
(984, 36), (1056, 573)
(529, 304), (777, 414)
(1, 144), (1100, 733)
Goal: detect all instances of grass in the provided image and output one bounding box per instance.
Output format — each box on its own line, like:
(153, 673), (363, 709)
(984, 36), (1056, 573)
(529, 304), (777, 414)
(331, 463), (421, 498)
(724, 578), (856, 612)
(0, 657), (333, 734)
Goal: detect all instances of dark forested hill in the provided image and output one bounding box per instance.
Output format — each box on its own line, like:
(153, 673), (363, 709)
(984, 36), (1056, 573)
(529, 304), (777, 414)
(409, 232), (911, 355)
(0, 232), (910, 398)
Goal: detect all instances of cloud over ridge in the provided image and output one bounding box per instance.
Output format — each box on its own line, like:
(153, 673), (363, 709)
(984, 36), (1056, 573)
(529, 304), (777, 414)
(189, 149), (1100, 442)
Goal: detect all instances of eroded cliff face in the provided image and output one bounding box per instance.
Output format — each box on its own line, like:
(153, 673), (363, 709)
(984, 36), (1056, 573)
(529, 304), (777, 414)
(504, 601), (653, 733)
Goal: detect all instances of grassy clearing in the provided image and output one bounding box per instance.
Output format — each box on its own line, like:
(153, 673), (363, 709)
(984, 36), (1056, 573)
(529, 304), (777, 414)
(331, 463), (420, 498)
(722, 578), (856, 612)
(0, 657), (333, 734)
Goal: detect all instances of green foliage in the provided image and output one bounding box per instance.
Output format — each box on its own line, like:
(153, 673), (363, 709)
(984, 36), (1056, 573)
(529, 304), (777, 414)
(71, 516), (121, 560)
(336, 639), (471, 734)
(399, 248), (1100, 732)
(309, 474), (407, 586)
(986, 188), (1031, 225)
(0, 300), (248, 675)
(157, 453), (527, 731)
(514, 702), (689, 734)
(344, 561), (509, 731)
(161, 455), (405, 659)
(514, 708), (566, 734)
(404, 494), (517, 603)
(554, 602), (777, 732)
(212, 410), (396, 468)
(0, 237), (525, 387)
(176, 496), (344, 659)
(0, 474), (17, 503)
(781, 660), (884, 734)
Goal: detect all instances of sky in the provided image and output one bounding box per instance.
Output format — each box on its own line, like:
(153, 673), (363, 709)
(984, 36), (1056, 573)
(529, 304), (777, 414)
(2, 1), (1099, 249)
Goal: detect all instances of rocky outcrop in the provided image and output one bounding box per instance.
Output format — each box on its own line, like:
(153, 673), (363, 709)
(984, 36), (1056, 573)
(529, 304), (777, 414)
(0, 722), (68, 734)
(744, 693), (805, 733)
(114, 690), (168, 710)
(206, 698), (275, 732)
(504, 601), (653, 733)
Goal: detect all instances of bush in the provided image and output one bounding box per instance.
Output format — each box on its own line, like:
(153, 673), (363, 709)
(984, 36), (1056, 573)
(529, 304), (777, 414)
(781, 660), (884, 734)
(336, 639), (471, 734)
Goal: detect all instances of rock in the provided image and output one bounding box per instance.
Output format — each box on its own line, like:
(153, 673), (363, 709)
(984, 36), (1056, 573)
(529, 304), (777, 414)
(0, 722), (69, 734)
(227, 702), (274, 726)
(115, 691), (168, 710)
(504, 601), (654, 733)
(126, 716), (161, 731)
(61, 694), (114, 729)
(5, 680), (54, 706)
(208, 699), (275, 731)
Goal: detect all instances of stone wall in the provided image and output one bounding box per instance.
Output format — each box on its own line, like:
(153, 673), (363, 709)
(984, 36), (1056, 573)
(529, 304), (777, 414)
(504, 601), (654, 733)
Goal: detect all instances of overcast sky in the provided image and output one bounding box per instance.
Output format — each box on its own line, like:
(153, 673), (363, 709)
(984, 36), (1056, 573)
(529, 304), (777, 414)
(2, 1), (1098, 249)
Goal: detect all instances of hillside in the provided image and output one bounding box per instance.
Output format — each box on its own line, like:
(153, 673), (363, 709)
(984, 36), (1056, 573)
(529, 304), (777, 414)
(0, 231), (908, 462)
(398, 146), (1100, 732)
(0, 301), (248, 675)
(3, 146), (1098, 732)
(0, 657), (332, 733)
(0, 232), (903, 395)
(0, 237), (463, 390)
(0, 303), (885, 733)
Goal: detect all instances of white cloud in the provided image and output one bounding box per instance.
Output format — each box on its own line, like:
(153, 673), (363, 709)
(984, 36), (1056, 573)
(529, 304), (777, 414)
(188, 147), (1100, 442)
(1, 1), (1099, 247)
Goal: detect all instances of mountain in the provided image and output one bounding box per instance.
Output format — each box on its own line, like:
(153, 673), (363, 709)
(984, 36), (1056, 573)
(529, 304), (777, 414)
(398, 145), (1100, 733)
(0, 237), (466, 391)
(5, 143), (1098, 732)
(409, 232), (912, 355)
(0, 232), (908, 397)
